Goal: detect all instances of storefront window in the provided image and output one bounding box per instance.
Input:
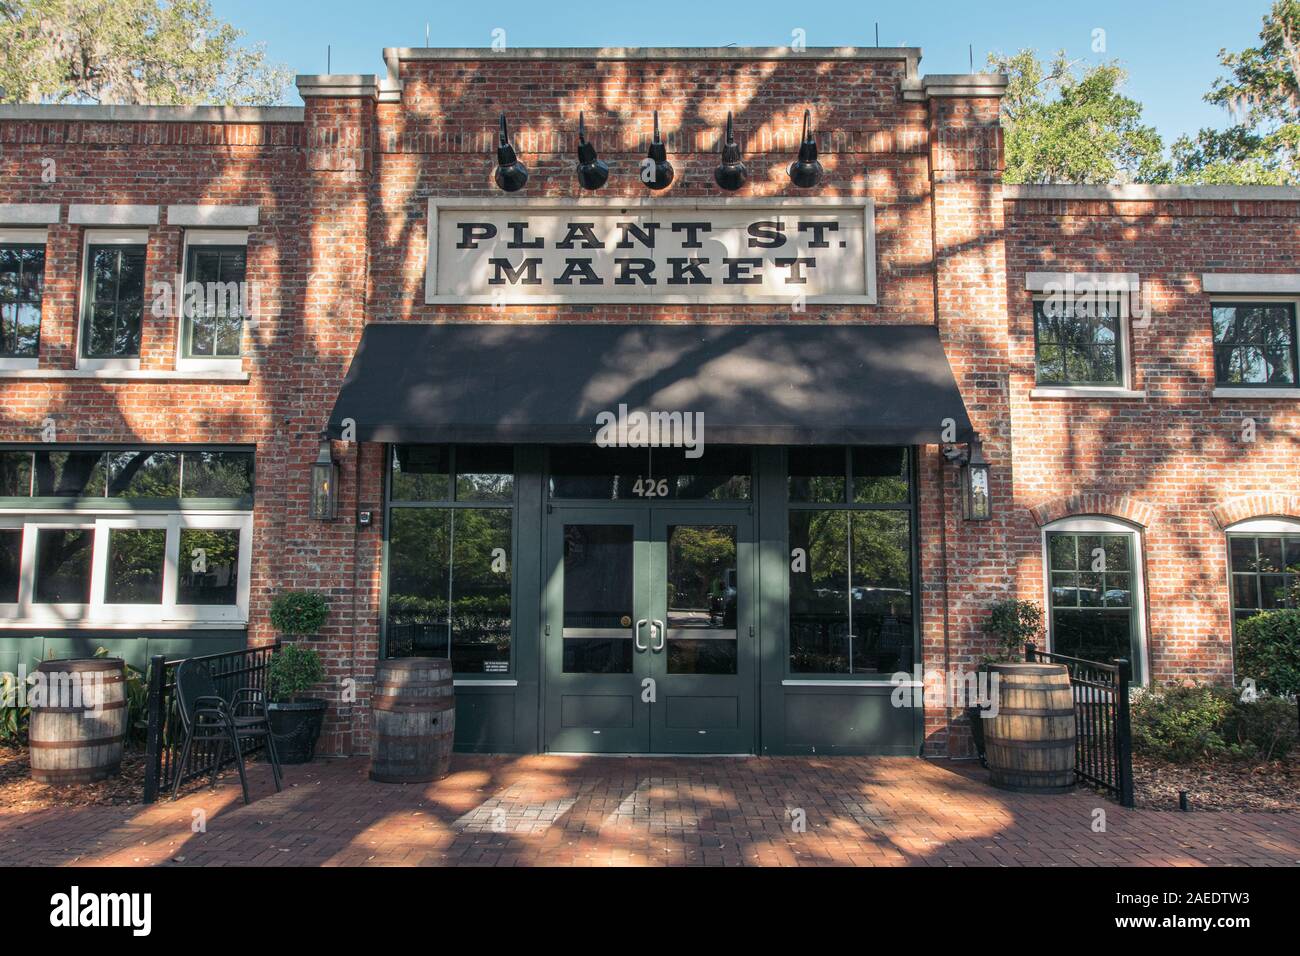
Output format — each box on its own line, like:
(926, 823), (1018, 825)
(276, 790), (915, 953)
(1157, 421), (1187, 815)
(385, 445), (514, 673)
(0, 446), (254, 625)
(788, 447), (914, 675)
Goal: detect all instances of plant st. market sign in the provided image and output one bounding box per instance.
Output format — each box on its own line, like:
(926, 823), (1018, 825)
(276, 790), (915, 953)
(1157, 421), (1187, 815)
(425, 198), (877, 305)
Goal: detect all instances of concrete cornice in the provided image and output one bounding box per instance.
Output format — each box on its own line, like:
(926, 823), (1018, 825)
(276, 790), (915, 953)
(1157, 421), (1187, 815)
(1005, 184), (1300, 201)
(295, 74), (379, 99)
(901, 73), (1007, 101)
(0, 104), (303, 123)
(386, 46), (921, 73)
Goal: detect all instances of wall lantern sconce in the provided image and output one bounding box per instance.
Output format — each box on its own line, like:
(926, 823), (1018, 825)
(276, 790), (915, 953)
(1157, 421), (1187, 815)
(714, 112), (748, 191)
(960, 437), (992, 521)
(642, 111), (674, 191)
(788, 109), (823, 188)
(310, 432), (339, 521)
(493, 113), (529, 192)
(575, 112), (609, 190)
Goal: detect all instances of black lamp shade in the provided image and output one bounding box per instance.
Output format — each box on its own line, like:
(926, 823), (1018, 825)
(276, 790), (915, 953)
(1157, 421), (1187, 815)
(788, 109), (823, 188)
(714, 112), (747, 191)
(575, 112), (609, 190)
(642, 110), (674, 190)
(494, 113), (529, 193)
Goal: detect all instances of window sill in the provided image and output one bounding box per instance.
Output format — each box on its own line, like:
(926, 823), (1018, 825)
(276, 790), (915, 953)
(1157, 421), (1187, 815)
(0, 368), (250, 382)
(1211, 387), (1299, 399)
(453, 679), (518, 687)
(1030, 387), (1147, 400)
(0, 620), (247, 631)
(0, 357), (39, 371)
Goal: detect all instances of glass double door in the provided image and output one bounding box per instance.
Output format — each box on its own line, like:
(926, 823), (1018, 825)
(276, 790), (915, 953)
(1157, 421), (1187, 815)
(544, 506), (755, 753)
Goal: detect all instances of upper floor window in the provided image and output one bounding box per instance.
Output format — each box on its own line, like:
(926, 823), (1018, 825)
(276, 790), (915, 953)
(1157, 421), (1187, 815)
(81, 240), (146, 361)
(0, 241), (45, 360)
(182, 239), (247, 361)
(1211, 302), (1298, 387)
(1033, 299), (1123, 386)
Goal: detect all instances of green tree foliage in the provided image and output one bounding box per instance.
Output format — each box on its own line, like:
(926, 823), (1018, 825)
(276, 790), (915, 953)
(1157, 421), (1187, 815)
(269, 590), (330, 636)
(267, 643), (325, 702)
(1170, 0), (1300, 184)
(0, 0), (291, 105)
(981, 599), (1045, 663)
(1235, 609), (1300, 697)
(990, 49), (1168, 184)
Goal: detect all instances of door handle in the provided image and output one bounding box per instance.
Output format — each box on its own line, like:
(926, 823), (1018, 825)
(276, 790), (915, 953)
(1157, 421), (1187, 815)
(634, 618), (648, 652)
(652, 619), (666, 652)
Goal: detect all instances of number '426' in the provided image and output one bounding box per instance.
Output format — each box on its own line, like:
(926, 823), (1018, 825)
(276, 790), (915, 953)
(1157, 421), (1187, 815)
(632, 477), (669, 497)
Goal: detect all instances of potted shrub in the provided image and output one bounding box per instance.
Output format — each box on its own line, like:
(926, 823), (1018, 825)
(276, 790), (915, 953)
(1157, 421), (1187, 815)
(267, 591), (329, 764)
(967, 599), (1045, 763)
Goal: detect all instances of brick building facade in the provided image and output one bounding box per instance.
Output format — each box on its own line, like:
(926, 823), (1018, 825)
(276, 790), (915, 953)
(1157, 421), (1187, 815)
(0, 47), (1296, 759)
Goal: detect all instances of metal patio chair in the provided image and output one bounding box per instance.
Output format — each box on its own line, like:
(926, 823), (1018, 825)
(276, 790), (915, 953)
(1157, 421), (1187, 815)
(171, 658), (283, 805)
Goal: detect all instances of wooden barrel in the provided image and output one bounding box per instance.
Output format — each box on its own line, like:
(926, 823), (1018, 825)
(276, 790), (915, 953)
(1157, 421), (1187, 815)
(369, 658), (455, 784)
(984, 663), (1076, 793)
(29, 658), (127, 785)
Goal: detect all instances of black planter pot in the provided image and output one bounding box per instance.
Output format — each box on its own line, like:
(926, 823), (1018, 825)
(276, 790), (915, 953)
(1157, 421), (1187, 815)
(267, 699), (327, 764)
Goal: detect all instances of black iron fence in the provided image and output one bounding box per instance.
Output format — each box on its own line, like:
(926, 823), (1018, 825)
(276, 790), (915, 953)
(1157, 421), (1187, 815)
(1025, 642), (1134, 807)
(142, 643), (279, 804)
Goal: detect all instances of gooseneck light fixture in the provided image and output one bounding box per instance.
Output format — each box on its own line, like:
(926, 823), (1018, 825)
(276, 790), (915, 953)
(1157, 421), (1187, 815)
(493, 113), (529, 192)
(575, 112), (609, 190)
(642, 111), (674, 191)
(788, 109), (823, 188)
(714, 112), (747, 191)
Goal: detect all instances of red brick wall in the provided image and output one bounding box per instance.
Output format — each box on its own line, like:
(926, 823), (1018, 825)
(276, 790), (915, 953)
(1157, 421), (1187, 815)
(2, 51), (1296, 759)
(1004, 197), (1300, 685)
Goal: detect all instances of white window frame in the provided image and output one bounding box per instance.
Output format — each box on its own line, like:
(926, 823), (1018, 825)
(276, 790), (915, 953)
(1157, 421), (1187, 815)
(0, 227), (48, 371)
(1207, 296), (1300, 398)
(77, 229), (149, 371)
(0, 510), (251, 628)
(1029, 291), (1138, 395)
(1040, 516), (1150, 684)
(175, 229), (249, 372)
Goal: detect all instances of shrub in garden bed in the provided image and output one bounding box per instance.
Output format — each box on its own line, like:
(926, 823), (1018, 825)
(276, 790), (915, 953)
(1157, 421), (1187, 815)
(1132, 683), (1297, 762)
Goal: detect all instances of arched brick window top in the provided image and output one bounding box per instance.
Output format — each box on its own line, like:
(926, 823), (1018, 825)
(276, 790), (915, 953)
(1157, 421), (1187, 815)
(1212, 493), (1300, 530)
(1029, 494), (1157, 529)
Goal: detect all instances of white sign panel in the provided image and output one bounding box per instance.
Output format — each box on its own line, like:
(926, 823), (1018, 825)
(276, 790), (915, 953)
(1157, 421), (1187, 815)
(426, 198), (876, 305)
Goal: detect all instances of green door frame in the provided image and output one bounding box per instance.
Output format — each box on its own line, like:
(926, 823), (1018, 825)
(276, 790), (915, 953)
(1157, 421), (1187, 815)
(542, 506), (653, 753)
(646, 507), (757, 754)
(541, 501), (759, 754)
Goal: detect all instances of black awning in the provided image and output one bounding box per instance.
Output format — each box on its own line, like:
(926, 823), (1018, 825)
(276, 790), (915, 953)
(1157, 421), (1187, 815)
(326, 323), (974, 446)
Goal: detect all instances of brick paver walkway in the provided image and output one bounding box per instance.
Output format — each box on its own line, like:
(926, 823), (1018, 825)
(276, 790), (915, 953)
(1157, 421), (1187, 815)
(1, 756), (1297, 866)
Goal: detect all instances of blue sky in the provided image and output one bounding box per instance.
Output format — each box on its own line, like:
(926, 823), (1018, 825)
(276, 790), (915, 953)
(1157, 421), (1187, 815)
(213, 0), (1272, 143)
